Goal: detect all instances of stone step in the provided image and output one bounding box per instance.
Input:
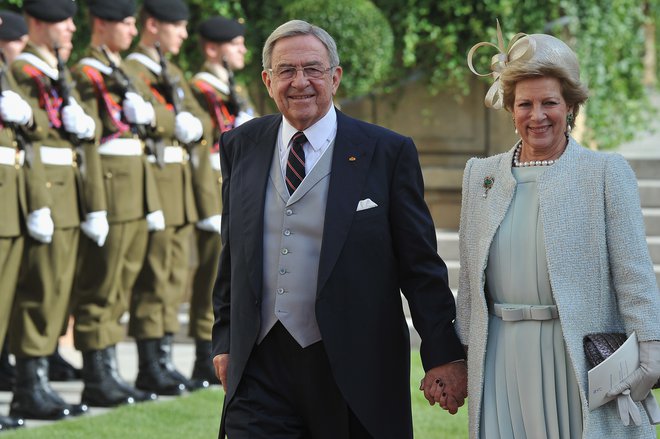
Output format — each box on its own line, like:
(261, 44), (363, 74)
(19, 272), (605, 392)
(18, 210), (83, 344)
(638, 180), (660, 208)
(650, 237), (660, 266)
(644, 208), (660, 236)
(627, 158), (660, 180)
(436, 230), (459, 261)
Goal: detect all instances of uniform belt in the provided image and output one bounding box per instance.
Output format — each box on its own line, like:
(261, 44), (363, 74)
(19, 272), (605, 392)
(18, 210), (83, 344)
(40, 146), (75, 166)
(490, 303), (559, 322)
(98, 138), (143, 156)
(0, 146), (23, 166)
(147, 146), (187, 164)
(209, 152), (221, 171)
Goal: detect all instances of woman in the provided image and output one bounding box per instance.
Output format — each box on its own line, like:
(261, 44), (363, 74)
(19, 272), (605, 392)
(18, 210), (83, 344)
(456, 22), (660, 438)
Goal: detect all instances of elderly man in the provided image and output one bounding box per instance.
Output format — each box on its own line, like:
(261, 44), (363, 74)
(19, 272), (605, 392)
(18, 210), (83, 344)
(212, 19), (467, 439)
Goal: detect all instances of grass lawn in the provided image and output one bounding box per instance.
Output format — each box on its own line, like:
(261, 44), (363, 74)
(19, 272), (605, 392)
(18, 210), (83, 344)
(3, 351), (659, 438)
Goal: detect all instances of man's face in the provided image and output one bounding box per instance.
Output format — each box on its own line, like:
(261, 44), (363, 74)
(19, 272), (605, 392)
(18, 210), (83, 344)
(156, 20), (188, 55)
(0, 35), (28, 63)
(47, 17), (76, 61)
(262, 34), (342, 131)
(218, 36), (246, 71)
(102, 17), (137, 52)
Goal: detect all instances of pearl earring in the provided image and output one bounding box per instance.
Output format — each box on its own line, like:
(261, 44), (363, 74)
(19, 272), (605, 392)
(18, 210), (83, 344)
(566, 113), (574, 135)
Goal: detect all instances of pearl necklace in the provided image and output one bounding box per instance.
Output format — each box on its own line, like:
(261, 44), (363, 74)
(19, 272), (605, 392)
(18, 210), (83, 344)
(512, 143), (557, 167)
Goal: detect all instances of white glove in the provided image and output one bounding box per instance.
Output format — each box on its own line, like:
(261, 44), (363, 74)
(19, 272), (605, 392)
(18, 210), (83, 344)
(174, 111), (203, 144)
(80, 210), (109, 247)
(196, 214), (221, 234)
(146, 210), (165, 231)
(27, 207), (54, 244)
(62, 101), (96, 139)
(123, 92), (155, 125)
(234, 110), (254, 127)
(0, 90), (33, 126)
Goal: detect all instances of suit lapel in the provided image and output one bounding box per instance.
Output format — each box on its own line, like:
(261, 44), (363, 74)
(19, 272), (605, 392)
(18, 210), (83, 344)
(238, 116), (281, 298)
(317, 112), (375, 294)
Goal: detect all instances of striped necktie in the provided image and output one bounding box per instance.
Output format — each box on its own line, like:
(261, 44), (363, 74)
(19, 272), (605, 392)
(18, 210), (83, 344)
(285, 131), (307, 195)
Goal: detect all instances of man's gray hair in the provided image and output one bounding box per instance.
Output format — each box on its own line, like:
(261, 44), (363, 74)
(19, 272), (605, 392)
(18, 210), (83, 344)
(262, 19), (340, 70)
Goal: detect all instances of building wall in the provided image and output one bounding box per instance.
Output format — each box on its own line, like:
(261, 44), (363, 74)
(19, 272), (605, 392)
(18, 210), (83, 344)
(340, 77), (519, 229)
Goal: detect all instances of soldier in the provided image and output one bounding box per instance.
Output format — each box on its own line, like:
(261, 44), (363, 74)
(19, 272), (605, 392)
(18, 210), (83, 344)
(125, 0), (215, 396)
(9, 0), (106, 420)
(0, 8), (30, 395)
(188, 15), (254, 389)
(0, 9), (51, 431)
(70, 0), (167, 407)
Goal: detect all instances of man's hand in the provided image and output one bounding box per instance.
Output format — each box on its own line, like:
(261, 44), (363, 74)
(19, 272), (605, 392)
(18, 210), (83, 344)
(419, 361), (467, 414)
(213, 353), (229, 392)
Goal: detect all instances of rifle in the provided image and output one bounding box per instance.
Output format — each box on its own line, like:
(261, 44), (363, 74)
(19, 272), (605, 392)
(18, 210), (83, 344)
(222, 57), (240, 114)
(53, 43), (73, 107)
(0, 49), (34, 162)
(154, 42), (182, 114)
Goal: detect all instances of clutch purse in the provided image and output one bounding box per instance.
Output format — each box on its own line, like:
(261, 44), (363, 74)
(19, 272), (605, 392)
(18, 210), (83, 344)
(583, 332), (660, 389)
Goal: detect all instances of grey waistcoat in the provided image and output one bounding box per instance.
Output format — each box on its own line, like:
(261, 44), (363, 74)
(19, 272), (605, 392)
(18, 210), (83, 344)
(258, 141), (335, 347)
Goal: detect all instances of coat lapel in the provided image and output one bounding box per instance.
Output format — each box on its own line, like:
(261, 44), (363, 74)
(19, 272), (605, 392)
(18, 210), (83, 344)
(317, 111), (375, 295)
(238, 116), (281, 298)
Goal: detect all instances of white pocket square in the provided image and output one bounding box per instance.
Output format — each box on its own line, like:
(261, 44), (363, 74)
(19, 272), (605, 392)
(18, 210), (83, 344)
(356, 198), (378, 211)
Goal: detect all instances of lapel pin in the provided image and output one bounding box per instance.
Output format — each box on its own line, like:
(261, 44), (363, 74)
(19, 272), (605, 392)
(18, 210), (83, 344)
(348, 156), (356, 162)
(482, 176), (494, 198)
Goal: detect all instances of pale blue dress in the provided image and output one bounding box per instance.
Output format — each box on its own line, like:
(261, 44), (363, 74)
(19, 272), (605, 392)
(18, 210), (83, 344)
(480, 166), (583, 438)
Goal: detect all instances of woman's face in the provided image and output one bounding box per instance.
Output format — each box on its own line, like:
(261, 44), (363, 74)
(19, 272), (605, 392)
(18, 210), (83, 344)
(512, 76), (571, 154)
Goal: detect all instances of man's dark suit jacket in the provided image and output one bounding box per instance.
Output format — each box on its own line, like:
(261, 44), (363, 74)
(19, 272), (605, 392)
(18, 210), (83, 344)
(212, 109), (464, 438)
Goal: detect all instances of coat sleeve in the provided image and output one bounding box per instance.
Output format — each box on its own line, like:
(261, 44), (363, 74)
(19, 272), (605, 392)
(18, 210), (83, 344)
(211, 130), (232, 356)
(456, 158), (475, 346)
(391, 136), (465, 370)
(604, 153), (660, 341)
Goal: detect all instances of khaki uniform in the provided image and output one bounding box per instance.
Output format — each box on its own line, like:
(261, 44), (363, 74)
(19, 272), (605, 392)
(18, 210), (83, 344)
(0, 62), (50, 348)
(9, 43), (105, 358)
(125, 46), (214, 339)
(188, 63), (234, 341)
(69, 47), (164, 351)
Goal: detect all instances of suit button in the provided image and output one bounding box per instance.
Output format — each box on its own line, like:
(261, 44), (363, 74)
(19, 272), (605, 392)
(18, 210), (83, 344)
(281, 248), (289, 255)
(285, 209), (293, 216)
(279, 268), (286, 275)
(276, 288), (285, 295)
(46, 182), (52, 188)
(283, 229), (291, 236)
(105, 171), (113, 179)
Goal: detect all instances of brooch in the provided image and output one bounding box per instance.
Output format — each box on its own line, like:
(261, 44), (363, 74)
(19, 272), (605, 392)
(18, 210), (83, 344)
(482, 176), (494, 198)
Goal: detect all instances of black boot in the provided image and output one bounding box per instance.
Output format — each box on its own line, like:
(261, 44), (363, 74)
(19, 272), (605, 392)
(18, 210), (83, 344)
(135, 339), (185, 396)
(104, 345), (157, 403)
(36, 357), (88, 417)
(9, 357), (71, 420)
(0, 342), (15, 391)
(80, 348), (136, 407)
(0, 413), (24, 431)
(189, 339), (219, 390)
(158, 334), (192, 390)
(48, 346), (82, 381)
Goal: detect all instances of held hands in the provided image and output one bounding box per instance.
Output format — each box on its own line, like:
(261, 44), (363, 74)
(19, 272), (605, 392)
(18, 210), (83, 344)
(174, 111), (203, 144)
(146, 210), (165, 231)
(419, 361), (467, 415)
(26, 207), (54, 244)
(80, 211), (109, 247)
(606, 340), (660, 426)
(123, 92), (155, 126)
(213, 354), (229, 392)
(196, 214), (221, 234)
(62, 99), (95, 139)
(0, 90), (33, 126)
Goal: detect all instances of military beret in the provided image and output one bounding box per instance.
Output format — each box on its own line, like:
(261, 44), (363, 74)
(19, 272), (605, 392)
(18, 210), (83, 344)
(23, 0), (77, 22)
(88, 0), (136, 21)
(198, 16), (245, 43)
(143, 0), (189, 23)
(0, 10), (27, 41)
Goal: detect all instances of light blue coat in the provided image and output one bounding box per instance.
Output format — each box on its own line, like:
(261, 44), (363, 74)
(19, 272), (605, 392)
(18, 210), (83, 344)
(456, 138), (660, 439)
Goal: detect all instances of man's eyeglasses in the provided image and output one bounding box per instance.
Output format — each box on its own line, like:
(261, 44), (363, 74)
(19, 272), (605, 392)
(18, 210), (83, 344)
(268, 65), (335, 80)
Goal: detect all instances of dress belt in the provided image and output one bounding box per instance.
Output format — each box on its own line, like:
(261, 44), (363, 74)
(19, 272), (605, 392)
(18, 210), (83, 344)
(209, 152), (221, 171)
(490, 303), (559, 322)
(0, 146), (22, 166)
(146, 146), (187, 164)
(98, 138), (143, 156)
(40, 146), (75, 166)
